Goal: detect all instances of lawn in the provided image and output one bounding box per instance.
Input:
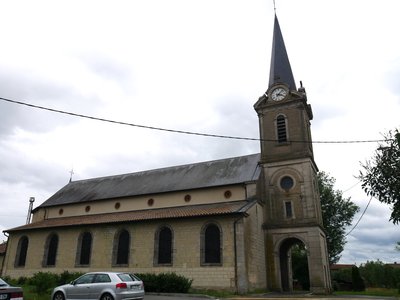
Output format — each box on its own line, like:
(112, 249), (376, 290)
(21, 285), (51, 300)
(20, 285), (400, 300)
(335, 287), (399, 298)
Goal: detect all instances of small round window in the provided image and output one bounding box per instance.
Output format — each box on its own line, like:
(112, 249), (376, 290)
(280, 176), (294, 191)
(224, 190), (232, 199)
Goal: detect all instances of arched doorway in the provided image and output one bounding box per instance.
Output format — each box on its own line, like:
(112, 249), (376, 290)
(279, 237), (309, 292)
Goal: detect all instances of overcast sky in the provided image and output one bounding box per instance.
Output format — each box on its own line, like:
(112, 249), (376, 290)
(0, 0), (399, 265)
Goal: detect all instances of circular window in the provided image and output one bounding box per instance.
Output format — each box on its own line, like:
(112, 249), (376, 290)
(148, 198), (154, 206)
(59, 208), (64, 215)
(115, 202), (121, 209)
(280, 176), (294, 191)
(85, 205), (91, 212)
(224, 190), (232, 199)
(184, 194), (191, 202)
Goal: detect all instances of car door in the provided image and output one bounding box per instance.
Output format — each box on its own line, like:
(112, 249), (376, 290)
(90, 274), (112, 299)
(65, 274), (96, 300)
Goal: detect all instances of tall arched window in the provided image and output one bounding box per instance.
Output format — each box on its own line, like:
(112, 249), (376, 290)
(15, 236), (29, 267)
(76, 232), (92, 266)
(201, 223), (222, 265)
(113, 229), (130, 266)
(154, 226), (173, 265)
(43, 233), (58, 267)
(276, 114), (288, 143)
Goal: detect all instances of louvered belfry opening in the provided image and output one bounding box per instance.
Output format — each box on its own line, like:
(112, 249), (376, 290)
(276, 115), (287, 142)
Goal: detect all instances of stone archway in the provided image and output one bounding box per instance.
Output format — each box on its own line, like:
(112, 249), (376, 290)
(278, 237), (309, 292)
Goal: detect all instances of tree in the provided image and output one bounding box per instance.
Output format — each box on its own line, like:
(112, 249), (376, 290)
(359, 260), (400, 289)
(351, 266), (365, 291)
(396, 241), (400, 252)
(291, 244), (310, 290)
(359, 129), (400, 224)
(318, 171), (359, 264)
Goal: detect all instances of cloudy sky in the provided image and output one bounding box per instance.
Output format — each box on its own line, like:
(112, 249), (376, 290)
(0, 0), (399, 265)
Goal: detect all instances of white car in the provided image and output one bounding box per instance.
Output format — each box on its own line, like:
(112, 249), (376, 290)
(51, 272), (144, 300)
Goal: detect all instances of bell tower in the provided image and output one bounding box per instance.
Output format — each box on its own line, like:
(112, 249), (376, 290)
(254, 15), (332, 294)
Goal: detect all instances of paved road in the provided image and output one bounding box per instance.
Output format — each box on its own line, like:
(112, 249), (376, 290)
(145, 294), (212, 300)
(144, 293), (398, 300)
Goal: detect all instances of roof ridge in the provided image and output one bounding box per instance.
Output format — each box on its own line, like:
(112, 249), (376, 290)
(38, 153), (262, 208)
(69, 153), (260, 184)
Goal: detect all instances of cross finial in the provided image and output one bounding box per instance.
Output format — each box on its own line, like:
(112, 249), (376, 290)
(69, 168), (74, 183)
(273, 0), (276, 12)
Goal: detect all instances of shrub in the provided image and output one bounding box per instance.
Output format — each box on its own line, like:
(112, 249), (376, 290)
(359, 260), (400, 289)
(2, 276), (15, 285)
(57, 271), (84, 285)
(352, 266), (365, 291)
(28, 272), (58, 295)
(136, 272), (193, 293)
(16, 277), (28, 285)
(332, 268), (352, 283)
(136, 273), (158, 292)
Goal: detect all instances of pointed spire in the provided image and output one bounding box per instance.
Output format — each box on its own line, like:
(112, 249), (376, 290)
(268, 14), (296, 90)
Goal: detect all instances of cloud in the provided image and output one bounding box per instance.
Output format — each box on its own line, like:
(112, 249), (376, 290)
(384, 59), (400, 103)
(1, 0), (400, 266)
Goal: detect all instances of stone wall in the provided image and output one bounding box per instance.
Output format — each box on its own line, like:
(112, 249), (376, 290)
(3, 215), (261, 291)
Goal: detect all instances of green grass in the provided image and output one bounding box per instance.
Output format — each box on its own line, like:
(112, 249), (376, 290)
(20, 285), (400, 300)
(21, 285), (51, 300)
(335, 287), (400, 298)
(193, 287), (400, 298)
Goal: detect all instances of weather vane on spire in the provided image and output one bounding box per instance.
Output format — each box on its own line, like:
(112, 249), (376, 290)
(273, 0), (277, 13)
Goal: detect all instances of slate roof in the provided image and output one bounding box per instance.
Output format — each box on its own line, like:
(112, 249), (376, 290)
(269, 14), (296, 90)
(7, 200), (257, 232)
(38, 153), (261, 208)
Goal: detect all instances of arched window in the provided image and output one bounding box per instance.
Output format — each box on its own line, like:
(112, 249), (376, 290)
(201, 223), (222, 265)
(276, 114), (288, 143)
(154, 226), (173, 265)
(76, 232), (92, 266)
(43, 233), (58, 267)
(113, 229), (130, 266)
(15, 236), (29, 267)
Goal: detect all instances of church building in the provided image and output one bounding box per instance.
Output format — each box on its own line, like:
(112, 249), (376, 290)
(1, 15), (332, 294)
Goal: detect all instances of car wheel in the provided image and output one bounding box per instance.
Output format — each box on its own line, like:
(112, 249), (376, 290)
(53, 292), (65, 300)
(100, 293), (114, 300)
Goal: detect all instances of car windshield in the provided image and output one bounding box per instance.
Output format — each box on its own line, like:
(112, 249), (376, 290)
(117, 273), (140, 282)
(0, 278), (8, 286)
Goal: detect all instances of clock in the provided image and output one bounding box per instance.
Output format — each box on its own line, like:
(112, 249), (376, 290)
(270, 86), (288, 101)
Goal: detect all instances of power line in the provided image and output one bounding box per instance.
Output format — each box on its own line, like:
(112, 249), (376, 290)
(342, 180), (361, 194)
(1, 96), (261, 141)
(345, 195), (373, 237)
(0, 96), (387, 144)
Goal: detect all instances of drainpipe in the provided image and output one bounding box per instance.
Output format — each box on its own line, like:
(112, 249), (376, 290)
(233, 215), (244, 294)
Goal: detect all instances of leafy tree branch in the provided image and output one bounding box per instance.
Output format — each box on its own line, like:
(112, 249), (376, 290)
(359, 129), (400, 224)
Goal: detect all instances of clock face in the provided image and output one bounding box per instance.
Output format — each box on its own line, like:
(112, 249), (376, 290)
(271, 87), (288, 101)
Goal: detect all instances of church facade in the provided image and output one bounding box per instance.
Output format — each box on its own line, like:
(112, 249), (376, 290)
(1, 15), (332, 294)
